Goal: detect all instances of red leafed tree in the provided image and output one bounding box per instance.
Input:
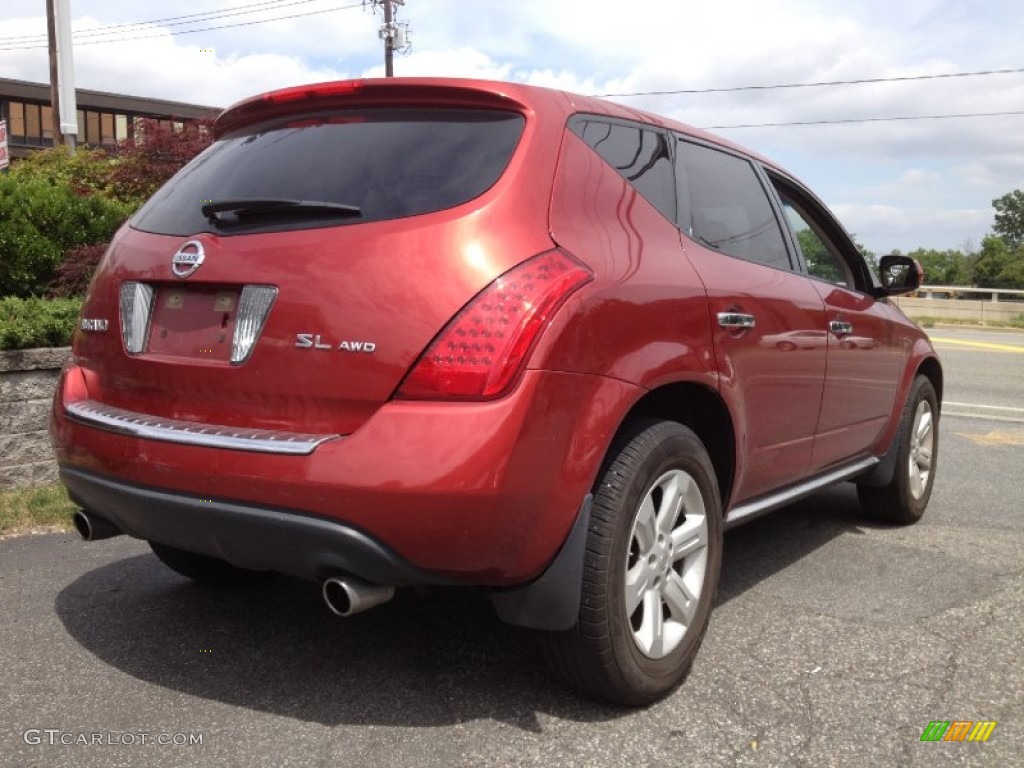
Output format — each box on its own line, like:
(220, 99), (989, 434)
(106, 117), (215, 203)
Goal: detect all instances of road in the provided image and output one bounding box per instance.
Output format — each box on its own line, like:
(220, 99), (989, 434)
(1, 327), (1021, 767)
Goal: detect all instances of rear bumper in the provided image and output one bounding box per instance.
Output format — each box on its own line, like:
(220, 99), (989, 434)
(60, 466), (448, 585)
(52, 367), (640, 585)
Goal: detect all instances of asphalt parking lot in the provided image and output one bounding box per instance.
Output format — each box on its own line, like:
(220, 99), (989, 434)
(2, 327), (1021, 767)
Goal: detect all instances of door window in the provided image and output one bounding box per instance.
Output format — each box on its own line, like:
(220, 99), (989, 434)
(779, 198), (854, 288)
(676, 140), (791, 271)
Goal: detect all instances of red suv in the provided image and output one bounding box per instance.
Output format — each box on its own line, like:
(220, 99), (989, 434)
(52, 78), (941, 705)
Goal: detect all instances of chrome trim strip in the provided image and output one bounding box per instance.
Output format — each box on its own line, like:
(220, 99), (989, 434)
(65, 400), (340, 456)
(724, 456), (879, 530)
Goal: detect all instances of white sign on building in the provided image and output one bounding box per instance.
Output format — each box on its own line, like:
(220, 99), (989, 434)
(0, 119), (10, 170)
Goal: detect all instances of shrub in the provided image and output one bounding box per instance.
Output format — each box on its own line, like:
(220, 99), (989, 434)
(0, 296), (83, 350)
(47, 243), (110, 298)
(9, 145), (114, 198)
(2, 120), (212, 298)
(0, 175), (131, 297)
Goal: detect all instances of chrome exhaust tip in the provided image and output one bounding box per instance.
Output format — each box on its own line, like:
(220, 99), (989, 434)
(73, 510), (123, 541)
(322, 576), (395, 617)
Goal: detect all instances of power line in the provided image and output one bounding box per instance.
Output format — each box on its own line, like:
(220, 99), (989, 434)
(705, 109), (1024, 130)
(0, 0), (321, 44)
(597, 67), (1024, 97)
(0, 3), (364, 51)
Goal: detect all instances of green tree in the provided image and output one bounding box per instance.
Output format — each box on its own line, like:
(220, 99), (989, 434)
(992, 190), (1024, 248)
(906, 248), (970, 285)
(972, 235), (1024, 289)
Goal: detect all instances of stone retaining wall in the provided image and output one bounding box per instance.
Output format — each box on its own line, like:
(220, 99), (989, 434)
(0, 348), (69, 489)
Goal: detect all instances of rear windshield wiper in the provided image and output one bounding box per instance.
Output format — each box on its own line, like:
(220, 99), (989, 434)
(201, 198), (362, 224)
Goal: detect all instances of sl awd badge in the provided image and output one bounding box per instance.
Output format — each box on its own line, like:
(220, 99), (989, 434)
(295, 334), (377, 353)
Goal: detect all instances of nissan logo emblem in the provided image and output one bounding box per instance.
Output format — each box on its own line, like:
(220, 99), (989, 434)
(172, 241), (205, 278)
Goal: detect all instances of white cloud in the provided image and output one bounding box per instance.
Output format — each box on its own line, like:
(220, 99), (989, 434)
(833, 203), (992, 253)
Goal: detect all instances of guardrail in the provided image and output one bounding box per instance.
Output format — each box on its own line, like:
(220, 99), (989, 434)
(914, 285), (1024, 302)
(893, 285), (1024, 324)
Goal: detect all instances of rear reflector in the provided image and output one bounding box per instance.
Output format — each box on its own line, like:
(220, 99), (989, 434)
(119, 282), (154, 355)
(231, 285), (278, 364)
(397, 250), (592, 400)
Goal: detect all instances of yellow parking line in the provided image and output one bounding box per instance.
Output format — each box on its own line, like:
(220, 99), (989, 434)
(930, 337), (1024, 354)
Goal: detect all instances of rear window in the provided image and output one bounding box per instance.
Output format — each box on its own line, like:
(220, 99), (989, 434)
(131, 108), (526, 236)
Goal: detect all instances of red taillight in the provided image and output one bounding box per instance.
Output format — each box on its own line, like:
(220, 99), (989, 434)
(397, 250), (593, 400)
(215, 80), (364, 137)
(263, 80), (363, 104)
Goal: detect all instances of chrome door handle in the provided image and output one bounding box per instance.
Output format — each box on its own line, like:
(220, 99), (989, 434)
(717, 312), (756, 329)
(829, 320), (853, 336)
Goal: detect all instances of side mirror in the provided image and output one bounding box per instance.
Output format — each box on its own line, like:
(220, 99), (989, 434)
(877, 255), (922, 296)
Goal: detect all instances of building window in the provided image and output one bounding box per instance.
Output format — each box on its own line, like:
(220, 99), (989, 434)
(101, 112), (115, 144)
(9, 101), (25, 139)
(41, 105), (53, 142)
(86, 111), (100, 144)
(24, 103), (43, 146)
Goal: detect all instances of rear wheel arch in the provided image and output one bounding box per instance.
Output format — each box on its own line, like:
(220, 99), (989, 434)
(612, 382), (736, 512)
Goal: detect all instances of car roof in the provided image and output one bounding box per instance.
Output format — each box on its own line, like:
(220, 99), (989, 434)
(214, 76), (782, 173)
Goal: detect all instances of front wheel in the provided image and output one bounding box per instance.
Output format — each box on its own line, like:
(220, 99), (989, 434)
(543, 420), (723, 706)
(858, 374), (939, 525)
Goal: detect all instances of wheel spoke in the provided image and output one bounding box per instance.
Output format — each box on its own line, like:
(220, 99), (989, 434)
(662, 571), (697, 626)
(636, 589), (664, 657)
(918, 445), (933, 465)
(909, 469), (922, 498)
(625, 562), (650, 616)
(671, 515), (706, 561)
(916, 409), (933, 444)
(634, 495), (657, 551)
(655, 473), (685, 535)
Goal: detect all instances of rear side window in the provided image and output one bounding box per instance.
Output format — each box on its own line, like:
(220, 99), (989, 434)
(571, 118), (676, 222)
(131, 108), (525, 236)
(676, 140), (791, 271)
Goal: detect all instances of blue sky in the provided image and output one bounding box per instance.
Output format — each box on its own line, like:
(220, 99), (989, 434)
(2, 0), (1023, 254)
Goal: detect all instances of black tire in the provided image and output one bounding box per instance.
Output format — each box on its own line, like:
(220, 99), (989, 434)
(149, 542), (272, 586)
(543, 420), (723, 706)
(858, 375), (939, 525)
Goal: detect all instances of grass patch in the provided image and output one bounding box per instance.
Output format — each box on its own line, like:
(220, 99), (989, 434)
(911, 316), (982, 329)
(909, 315), (1024, 330)
(0, 483), (76, 538)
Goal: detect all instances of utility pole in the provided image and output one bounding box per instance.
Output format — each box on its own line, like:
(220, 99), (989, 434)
(45, 0), (63, 148)
(371, 0), (407, 77)
(383, 0), (394, 77)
